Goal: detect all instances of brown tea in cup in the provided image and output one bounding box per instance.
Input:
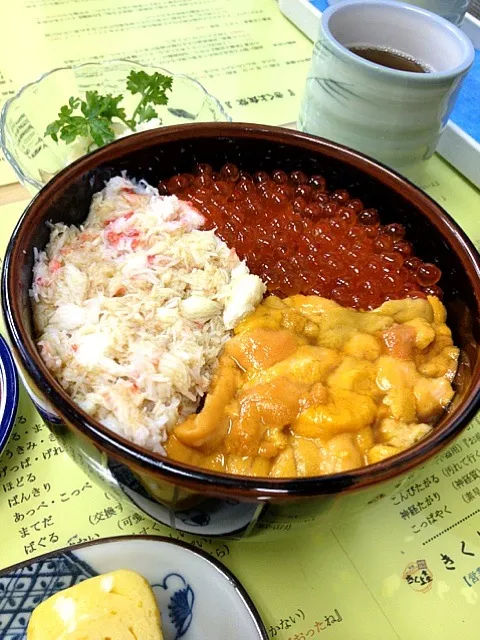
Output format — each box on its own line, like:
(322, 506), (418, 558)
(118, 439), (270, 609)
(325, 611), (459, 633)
(349, 46), (431, 73)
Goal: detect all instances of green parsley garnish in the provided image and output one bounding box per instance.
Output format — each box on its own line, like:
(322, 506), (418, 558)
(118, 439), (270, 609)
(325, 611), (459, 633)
(45, 70), (173, 149)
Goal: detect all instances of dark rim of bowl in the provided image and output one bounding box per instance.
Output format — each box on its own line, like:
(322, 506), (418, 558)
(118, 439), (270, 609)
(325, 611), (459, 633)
(3, 122), (480, 498)
(0, 534), (269, 639)
(0, 334), (19, 455)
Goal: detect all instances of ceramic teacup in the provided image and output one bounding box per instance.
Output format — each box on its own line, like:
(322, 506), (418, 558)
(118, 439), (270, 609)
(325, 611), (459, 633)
(299, 0), (475, 172)
(326, 0), (470, 26)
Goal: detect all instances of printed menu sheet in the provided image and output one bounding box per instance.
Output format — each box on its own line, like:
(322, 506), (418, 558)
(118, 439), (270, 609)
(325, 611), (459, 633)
(0, 154), (479, 638)
(0, 0), (313, 186)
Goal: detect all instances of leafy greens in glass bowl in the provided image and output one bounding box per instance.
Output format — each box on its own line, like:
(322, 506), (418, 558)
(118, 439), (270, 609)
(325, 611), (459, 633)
(0, 59), (230, 194)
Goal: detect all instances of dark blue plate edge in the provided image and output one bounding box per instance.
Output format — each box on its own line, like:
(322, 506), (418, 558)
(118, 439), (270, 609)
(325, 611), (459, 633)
(0, 334), (19, 454)
(0, 534), (269, 639)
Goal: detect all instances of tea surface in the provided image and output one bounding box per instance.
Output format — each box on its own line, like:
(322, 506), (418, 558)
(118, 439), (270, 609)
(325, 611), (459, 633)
(349, 46), (430, 73)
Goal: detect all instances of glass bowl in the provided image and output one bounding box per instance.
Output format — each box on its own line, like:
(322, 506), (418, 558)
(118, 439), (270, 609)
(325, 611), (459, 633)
(0, 59), (230, 194)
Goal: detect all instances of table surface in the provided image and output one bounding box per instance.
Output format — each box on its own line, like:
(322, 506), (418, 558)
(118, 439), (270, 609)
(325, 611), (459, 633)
(0, 182), (29, 206)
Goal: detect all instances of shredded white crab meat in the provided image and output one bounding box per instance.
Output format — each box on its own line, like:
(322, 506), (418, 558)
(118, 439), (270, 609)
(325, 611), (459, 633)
(31, 176), (266, 452)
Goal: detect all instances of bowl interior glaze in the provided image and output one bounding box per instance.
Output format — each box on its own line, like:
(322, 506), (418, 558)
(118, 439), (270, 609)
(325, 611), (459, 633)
(3, 123), (480, 499)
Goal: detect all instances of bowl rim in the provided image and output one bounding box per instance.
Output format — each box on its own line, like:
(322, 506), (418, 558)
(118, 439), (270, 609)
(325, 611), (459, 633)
(0, 334), (19, 455)
(0, 58), (231, 192)
(3, 121), (480, 499)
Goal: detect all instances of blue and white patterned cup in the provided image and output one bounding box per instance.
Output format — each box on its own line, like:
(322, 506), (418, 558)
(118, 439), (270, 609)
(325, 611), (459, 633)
(299, 0), (474, 172)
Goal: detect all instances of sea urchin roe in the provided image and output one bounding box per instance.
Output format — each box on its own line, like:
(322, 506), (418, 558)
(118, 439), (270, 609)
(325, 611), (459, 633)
(163, 164), (443, 310)
(165, 294), (459, 478)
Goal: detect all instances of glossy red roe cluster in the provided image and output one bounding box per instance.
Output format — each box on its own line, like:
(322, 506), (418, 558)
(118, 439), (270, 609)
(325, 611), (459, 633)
(160, 164), (442, 310)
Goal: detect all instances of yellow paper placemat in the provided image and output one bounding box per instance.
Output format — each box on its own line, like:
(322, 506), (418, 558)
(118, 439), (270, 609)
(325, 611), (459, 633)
(0, 0), (313, 187)
(0, 155), (479, 638)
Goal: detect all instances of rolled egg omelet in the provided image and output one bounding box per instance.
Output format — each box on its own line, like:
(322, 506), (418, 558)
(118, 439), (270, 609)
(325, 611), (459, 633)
(27, 569), (163, 640)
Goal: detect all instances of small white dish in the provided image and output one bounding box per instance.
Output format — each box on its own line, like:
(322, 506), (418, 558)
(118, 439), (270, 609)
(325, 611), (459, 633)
(0, 535), (268, 639)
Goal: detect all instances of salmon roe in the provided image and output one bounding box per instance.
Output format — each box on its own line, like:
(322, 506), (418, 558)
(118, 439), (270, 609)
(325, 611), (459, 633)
(161, 164), (442, 310)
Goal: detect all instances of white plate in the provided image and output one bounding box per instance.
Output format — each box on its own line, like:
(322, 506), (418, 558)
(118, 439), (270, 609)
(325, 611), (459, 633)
(0, 535), (268, 639)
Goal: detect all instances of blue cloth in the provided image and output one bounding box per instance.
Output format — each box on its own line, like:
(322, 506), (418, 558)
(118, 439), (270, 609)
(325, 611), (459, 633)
(450, 48), (479, 142)
(308, 0), (479, 142)
(310, 0), (329, 10)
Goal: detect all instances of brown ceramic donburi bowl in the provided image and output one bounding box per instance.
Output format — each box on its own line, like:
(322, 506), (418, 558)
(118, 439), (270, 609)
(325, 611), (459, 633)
(3, 123), (480, 539)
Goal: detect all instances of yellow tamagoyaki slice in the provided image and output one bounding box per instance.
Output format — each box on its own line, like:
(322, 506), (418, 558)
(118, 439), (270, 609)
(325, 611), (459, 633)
(27, 569), (163, 640)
